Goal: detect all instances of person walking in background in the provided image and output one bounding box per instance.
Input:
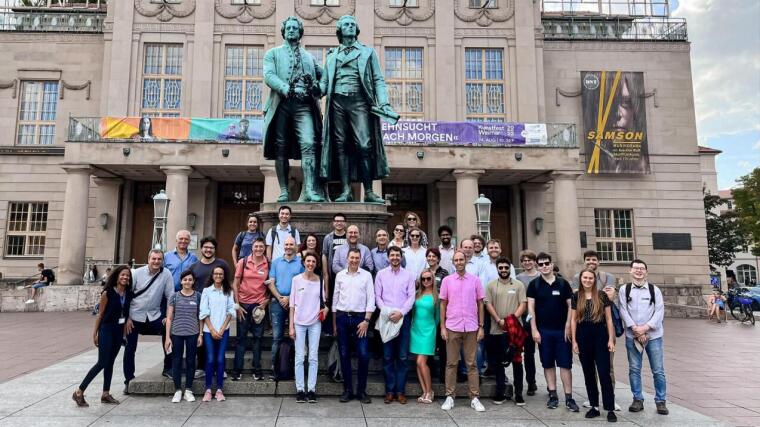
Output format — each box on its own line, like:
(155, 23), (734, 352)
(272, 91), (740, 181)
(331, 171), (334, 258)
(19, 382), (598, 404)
(165, 270), (202, 403)
(289, 253), (328, 403)
(232, 238), (269, 381)
(199, 267), (235, 402)
(374, 246), (416, 404)
(619, 259), (668, 416)
(571, 268), (617, 422)
(410, 269), (439, 404)
(515, 250), (540, 396)
(73, 266), (132, 407)
(231, 214), (264, 262)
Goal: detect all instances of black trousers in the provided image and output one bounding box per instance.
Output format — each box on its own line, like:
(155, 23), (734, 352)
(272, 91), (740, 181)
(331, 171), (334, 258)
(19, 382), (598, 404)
(577, 322), (615, 411)
(123, 317), (171, 382)
(486, 333), (524, 396)
(523, 322), (537, 386)
(79, 323), (123, 392)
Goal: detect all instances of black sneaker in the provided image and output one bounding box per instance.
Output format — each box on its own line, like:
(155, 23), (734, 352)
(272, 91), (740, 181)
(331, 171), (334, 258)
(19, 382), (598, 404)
(566, 398), (580, 412)
(505, 384), (514, 400)
(252, 372), (263, 381)
(585, 407), (601, 418)
(357, 393), (372, 404)
(514, 395), (525, 406)
(339, 390), (353, 402)
(296, 391), (307, 403)
(607, 411), (618, 422)
(527, 383), (537, 396)
(547, 395), (559, 409)
(307, 391), (317, 403)
(161, 370), (172, 379)
(492, 394), (507, 405)
(230, 373), (242, 382)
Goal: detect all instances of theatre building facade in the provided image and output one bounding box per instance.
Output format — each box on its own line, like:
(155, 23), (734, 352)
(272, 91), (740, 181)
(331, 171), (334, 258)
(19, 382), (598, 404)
(0, 0), (710, 312)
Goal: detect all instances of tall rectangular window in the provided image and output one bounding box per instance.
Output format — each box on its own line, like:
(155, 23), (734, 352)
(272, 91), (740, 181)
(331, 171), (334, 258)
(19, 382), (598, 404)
(594, 208), (635, 263)
(465, 48), (505, 122)
(385, 47), (424, 120)
(17, 81), (59, 145)
(224, 45), (265, 118)
(141, 43), (183, 117)
(5, 202), (48, 257)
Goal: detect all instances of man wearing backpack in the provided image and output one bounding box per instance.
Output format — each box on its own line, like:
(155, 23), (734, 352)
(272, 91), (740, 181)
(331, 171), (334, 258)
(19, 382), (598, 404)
(619, 259), (668, 416)
(266, 205), (301, 261)
(25, 262), (55, 304)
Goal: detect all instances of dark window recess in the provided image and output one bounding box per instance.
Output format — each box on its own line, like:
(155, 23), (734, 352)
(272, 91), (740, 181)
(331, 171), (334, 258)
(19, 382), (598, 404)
(652, 233), (692, 250)
(218, 183), (263, 208)
(580, 231), (587, 248)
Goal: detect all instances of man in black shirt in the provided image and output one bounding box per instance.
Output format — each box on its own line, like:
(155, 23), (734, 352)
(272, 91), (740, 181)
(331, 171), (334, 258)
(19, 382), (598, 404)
(526, 252), (578, 412)
(26, 262), (55, 304)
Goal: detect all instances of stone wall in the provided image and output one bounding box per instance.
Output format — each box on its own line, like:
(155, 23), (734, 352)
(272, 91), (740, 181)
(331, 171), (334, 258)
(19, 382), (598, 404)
(0, 285), (101, 313)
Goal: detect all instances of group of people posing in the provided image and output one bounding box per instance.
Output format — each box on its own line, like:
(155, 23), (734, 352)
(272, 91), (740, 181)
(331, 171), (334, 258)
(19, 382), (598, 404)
(72, 206), (669, 422)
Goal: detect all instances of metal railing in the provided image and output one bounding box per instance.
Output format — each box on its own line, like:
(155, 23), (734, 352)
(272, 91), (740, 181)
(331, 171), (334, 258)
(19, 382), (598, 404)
(541, 0), (671, 17)
(542, 16), (687, 41)
(0, 0), (106, 33)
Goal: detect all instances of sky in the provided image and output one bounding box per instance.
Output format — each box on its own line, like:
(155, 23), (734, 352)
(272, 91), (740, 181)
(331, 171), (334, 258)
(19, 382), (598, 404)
(671, 0), (760, 189)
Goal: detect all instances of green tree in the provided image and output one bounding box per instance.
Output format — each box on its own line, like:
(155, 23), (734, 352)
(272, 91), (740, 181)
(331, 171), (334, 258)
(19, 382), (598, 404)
(732, 167), (760, 256)
(704, 192), (746, 269)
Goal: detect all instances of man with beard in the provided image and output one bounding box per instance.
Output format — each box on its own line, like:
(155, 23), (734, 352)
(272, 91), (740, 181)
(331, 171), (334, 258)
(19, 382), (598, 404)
(437, 225), (455, 273)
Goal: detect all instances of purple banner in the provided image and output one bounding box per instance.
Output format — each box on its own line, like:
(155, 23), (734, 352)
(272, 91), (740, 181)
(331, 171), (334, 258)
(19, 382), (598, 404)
(381, 120), (548, 146)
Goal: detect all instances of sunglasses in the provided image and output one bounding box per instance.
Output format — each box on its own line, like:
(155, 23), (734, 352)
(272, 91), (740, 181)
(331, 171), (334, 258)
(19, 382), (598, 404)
(406, 217), (416, 221)
(410, 234), (421, 238)
(537, 261), (551, 267)
(421, 276), (433, 282)
(394, 229), (404, 232)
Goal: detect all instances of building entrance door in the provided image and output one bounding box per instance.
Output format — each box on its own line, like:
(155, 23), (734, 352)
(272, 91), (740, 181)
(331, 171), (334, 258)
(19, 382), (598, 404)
(129, 182), (164, 264)
(480, 186), (512, 261)
(384, 184), (428, 237)
(216, 183), (263, 265)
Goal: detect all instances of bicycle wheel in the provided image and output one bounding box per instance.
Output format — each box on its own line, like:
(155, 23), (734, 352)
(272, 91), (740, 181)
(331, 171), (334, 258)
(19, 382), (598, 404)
(730, 304), (745, 321)
(747, 306), (755, 325)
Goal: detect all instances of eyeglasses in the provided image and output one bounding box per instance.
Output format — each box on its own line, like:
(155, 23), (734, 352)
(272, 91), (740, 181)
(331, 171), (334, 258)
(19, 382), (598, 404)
(497, 266), (510, 271)
(537, 261), (551, 267)
(421, 277), (433, 282)
(410, 234), (421, 238)
(394, 229), (404, 233)
(406, 217), (416, 221)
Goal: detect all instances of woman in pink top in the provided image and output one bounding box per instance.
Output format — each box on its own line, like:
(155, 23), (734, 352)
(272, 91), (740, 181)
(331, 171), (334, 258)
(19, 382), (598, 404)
(289, 253), (328, 403)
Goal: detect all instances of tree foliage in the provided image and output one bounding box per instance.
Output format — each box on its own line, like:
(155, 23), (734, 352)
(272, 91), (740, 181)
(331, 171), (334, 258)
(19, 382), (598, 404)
(704, 192), (746, 269)
(732, 168), (760, 256)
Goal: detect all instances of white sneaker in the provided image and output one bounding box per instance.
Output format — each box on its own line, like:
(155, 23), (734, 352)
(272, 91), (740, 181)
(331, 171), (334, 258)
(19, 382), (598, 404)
(25, 299), (35, 304)
(615, 402), (621, 411)
(172, 390), (182, 403)
(441, 396), (455, 411)
(583, 400), (591, 408)
(471, 397), (486, 412)
(223, 371), (227, 379)
(183, 390), (195, 402)
(194, 370), (205, 379)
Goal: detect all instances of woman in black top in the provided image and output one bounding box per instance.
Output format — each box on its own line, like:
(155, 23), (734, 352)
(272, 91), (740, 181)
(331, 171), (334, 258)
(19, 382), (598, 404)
(73, 265), (133, 407)
(570, 268), (617, 422)
(424, 248), (448, 288)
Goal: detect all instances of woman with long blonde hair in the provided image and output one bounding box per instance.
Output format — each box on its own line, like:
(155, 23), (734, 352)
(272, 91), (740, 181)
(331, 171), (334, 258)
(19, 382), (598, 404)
(409, 269), (439, 403)
(570, 268), (617, 422)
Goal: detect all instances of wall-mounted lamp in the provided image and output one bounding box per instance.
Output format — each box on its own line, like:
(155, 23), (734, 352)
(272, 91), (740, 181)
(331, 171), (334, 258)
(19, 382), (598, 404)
(122, 147), (130, 157)
(514, 152), (523, 161)
(222, 148), (230, 158)
(187, 213), (198, 230)
(416, 150), (424, 159)
(98, 213), (109, 230)
(534, 217), (544, 235)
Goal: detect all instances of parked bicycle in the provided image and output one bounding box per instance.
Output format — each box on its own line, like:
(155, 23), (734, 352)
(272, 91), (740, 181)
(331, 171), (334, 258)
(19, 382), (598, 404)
(727, 289), (755, 325)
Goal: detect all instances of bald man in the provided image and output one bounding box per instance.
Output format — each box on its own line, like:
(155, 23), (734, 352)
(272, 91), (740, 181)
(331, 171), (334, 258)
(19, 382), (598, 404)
(164, 229), (199, 291)
(331, 225), (374, 274)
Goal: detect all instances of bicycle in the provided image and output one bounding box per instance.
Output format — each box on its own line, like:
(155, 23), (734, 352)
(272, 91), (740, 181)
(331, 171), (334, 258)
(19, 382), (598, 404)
(727, 289), (755, 325)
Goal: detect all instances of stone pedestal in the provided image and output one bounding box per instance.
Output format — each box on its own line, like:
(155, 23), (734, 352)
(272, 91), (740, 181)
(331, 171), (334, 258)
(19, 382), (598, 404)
(256, 202), (392, 247)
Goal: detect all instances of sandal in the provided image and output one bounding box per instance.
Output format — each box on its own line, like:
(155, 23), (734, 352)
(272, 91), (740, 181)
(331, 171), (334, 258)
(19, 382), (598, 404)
(72, 390), (89, 407)
(101, 394), (120, 404)
(421, 392), (433, 404)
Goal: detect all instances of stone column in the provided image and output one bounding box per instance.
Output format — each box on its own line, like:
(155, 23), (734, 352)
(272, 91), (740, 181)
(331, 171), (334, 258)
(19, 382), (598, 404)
(514, 0), (540, 122)
(551, 172), (583, 278)
(261, 165), (279, 203)
(453, 169), (484, 241)
(521, 182), (550, 252)
(161, 166), (192, 248)
(92, 177), (123, 263)
(57, 165), (92, 285)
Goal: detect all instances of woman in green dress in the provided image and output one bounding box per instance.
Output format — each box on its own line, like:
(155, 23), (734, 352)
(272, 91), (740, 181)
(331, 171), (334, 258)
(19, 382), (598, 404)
(410, 269), (439, 404)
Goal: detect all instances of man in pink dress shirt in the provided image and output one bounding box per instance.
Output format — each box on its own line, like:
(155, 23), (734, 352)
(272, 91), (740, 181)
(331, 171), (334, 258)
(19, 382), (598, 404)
(374, 246), (416, 404)
(439, 250), (486, 412)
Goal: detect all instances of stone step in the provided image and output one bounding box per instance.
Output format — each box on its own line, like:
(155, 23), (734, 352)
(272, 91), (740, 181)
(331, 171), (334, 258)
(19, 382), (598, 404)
(221, 350), (438, 374)
(129, 363), (499, 398)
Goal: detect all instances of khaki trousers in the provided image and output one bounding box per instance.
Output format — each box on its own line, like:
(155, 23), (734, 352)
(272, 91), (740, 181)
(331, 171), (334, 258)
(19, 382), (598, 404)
(445, 329), (479, 398)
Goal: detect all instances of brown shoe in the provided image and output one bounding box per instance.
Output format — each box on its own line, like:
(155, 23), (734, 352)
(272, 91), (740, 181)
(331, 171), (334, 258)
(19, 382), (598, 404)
(656, 401), (669, 415)
(72, 391), (89, 407)
(628, 399), (644, 412)
(384, 393), (395, 404)
(397, 393), (407, 404)
(101, 394), (120, 405)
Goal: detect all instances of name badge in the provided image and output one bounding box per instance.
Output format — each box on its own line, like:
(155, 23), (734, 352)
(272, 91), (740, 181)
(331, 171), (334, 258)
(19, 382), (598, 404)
(118, 317), (126, 324)
(552, 290), (561, 296)
(189, 301), (197, 306)
(508, 289), (517, 294)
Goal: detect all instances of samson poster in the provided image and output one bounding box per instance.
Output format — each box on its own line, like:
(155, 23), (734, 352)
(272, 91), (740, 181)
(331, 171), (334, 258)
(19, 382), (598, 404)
(581, 71), (650, 174)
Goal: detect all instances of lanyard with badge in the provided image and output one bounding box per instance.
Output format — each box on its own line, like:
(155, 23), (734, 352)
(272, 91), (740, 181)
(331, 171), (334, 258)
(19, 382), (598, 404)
(118, 290), (127, 324)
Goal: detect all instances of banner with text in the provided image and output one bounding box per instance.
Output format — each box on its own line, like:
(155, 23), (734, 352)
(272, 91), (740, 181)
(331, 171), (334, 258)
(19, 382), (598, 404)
(581, 71), (650, 174)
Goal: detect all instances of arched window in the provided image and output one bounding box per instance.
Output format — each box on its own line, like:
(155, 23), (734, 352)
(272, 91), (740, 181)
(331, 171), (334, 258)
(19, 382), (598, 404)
(736, 264), (757, 286)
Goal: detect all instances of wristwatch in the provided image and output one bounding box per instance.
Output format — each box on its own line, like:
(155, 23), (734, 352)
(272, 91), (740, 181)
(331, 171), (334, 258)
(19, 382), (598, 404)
(363, 318), (371, 323)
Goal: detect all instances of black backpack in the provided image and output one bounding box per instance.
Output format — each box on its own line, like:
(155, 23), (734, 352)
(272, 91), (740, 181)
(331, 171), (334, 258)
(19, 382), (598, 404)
(624, 282), (656, 306)
(275, 337), (295, 381)
(267, 226), (297, 246)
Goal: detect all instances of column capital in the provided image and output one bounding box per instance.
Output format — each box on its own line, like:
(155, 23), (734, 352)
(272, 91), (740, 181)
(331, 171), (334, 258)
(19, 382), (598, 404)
(550, 171), (583, 181)
(93, 177), (123, 186)
(260, 165), (277, 177)
(160, 165), (193, 176)
(61, 164), (91, 174)
(520, 182), (551, 192)
(452, 169), (486, 179)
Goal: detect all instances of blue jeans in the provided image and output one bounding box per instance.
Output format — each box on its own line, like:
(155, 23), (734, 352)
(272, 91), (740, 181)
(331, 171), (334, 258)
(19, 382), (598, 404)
(171, 334), (197, 391)
(270, 299), (287, 373)
(294, 322), (321, 392)
(234, 303), (265, 375)
(204, 330), (229, 390)
(336, 312), (370, 395)
(382, 314), (411, 394)
(626, 336), (666, 402)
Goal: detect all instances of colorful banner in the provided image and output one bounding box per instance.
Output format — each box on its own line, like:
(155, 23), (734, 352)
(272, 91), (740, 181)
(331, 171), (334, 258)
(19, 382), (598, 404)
(581, 71), (650, 174)
(95, 117), (549, 147)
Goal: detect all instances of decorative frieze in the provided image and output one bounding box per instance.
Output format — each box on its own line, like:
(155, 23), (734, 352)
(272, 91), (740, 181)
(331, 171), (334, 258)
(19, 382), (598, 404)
(374, 0), (434, 26)
(214, 0), (276, 23)
(134, 0), (196, 22)
(294, 0), (355, 25)
(454, 0), (514, 27)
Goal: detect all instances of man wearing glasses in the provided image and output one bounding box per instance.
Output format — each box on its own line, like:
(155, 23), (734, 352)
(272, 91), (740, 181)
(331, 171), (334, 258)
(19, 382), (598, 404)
(515, 250), (540, 396)
(437, 225), (455, 273)
(322, 213), (348, 330)
(526, 252), (579, 412)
